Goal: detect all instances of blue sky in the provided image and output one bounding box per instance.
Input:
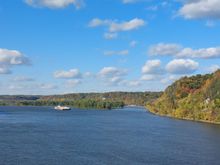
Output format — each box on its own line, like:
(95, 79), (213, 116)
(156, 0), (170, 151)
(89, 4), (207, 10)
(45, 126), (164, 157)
(0, 0), (220, 95)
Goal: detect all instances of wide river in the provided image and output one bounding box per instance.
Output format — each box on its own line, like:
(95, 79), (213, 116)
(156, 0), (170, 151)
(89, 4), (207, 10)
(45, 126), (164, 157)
(0, 106), (220, 165)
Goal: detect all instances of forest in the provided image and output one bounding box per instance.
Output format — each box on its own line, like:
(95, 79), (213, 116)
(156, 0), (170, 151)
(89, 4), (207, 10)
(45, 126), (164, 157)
(147, 70), (220, 123)
(0, 92), (162, 110)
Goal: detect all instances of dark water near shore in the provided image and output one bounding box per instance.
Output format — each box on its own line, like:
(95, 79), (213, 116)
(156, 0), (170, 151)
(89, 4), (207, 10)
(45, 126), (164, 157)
(1, 106), (220, 165)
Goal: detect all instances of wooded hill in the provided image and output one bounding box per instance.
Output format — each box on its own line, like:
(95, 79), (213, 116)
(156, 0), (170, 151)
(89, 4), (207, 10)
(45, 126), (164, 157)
(0, 92), (162, 109)
(147, 70), (220, 123)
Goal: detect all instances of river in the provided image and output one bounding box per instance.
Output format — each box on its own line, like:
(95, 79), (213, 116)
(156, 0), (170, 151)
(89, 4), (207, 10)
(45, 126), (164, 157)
(0, 106), (220, 165)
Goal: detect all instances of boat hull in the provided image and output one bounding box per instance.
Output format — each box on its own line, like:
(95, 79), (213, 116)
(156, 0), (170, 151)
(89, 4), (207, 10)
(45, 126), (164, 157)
(54, 106), (71, 111)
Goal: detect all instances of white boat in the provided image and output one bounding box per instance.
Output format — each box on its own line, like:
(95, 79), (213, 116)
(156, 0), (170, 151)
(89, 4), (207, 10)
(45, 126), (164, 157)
(54, 105), (71, 111)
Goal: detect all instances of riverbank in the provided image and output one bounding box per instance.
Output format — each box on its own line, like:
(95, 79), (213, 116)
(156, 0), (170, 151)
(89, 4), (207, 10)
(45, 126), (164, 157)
(146, 70), (220, 125)
(146, 107), (220, 125)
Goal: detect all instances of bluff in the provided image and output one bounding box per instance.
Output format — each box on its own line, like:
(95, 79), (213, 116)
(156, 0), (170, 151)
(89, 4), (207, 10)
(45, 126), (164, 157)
(147, 70), (220, 123)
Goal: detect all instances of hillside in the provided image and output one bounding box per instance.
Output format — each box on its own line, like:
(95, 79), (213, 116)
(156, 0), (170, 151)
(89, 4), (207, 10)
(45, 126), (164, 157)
(0, 92), (162, 109)
(40, 92), (162, 106)
(147, 70), (220, 123)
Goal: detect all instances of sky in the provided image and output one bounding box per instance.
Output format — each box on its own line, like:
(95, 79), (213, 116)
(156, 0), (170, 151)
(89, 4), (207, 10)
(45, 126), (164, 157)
(0, 0), (220, 95)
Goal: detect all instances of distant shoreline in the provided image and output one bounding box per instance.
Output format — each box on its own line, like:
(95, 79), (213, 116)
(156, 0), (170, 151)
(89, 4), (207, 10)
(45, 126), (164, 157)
(0, 105), (121, 111)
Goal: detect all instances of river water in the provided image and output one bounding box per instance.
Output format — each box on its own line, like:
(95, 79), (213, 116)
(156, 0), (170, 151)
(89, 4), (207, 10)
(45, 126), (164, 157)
(0, 106), (220, 165)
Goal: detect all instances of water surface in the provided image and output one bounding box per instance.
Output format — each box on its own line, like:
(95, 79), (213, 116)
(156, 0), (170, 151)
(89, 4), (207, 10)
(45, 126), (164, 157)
(0, 106), (220, 165)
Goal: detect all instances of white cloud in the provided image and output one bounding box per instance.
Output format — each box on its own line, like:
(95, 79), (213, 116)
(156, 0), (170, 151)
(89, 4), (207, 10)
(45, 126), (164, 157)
(104, 50), (129, 56)
(54, 69), (81, 79)
(109, 76), (124, 85)
(88, 18), (109, 27)
(109, 18), (145, 32)
(98, 67), (128, 86)
(176, 47), (220, 58)
(99, 67), (127, 78)
(140, 60), (164, 82)
(148, 43), (220, 59)
(166, 59), (199, 74)
(140, 74), (158, 81)
(179, 0), (220, 19)
(148, 43), (182, 56)
(25, 0), (84, 9)
(140, 59), (199, 82)
(0, 48), (30, 65)
(0, 48), (30, 74)
(89, 18), (145, 38)
(142, 59), (163, 74)
(89, 18), (145, 32)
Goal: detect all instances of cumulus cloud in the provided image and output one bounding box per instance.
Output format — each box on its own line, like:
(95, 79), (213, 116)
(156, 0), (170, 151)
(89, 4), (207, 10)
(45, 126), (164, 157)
(54, 69), (81, 79)
(140, 74), (159, 81)
(0, 48), (30, 74)
(89, 18), (145, 39)
(89, 18), (145, 32)
(0, 48), (30, 65)
(25, 0), (84, 9)
(142, 59), (163, 74)
(98, 67), (142, 87)
(166, 59), (199, 74)
(148, 43), (220, 59)
(179, 0), (220, 19)
(148, 43), (182, 56)
(109, 76), (124, 85)
(104, 50), (129, 56)
(176, 47), (220, 58)
(140, 59), (164, 82)
(109, 18), (145, 32)
(140, 59), (199, 82)
(88, 18), (109, 27)
(99, 67), (127, 78)
(98, 67), (128, 86)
